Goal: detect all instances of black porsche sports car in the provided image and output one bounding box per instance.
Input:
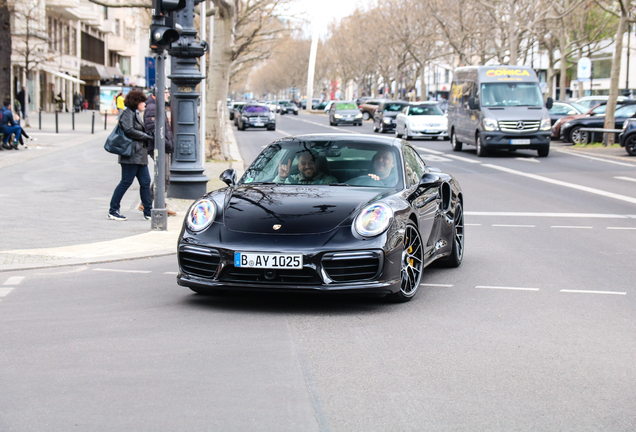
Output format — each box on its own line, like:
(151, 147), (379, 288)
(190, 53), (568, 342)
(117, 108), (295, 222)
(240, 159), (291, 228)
(177, 134), (464, 302)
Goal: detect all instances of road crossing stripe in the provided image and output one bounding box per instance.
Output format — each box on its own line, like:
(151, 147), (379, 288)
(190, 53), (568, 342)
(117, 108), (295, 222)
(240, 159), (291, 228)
(560, 289), (626, 295)
(93, 269), (151, 273)
(466, 211), (634, 218)
(444, 154), (482, 164)
(492, 224), (535, 227)
(607, 227), (636, 230)
(3, 276), (24, 285)
(476, 286), (539, 291)
(421, 283), (453, 287)
(164, 272), (178, 275)
(482, 163), (636, 205)
(412, 146), (444, 155)
(0, 288), (14, 297)
(615, 176), (636, 182)
(550, 226), (593, 229)
(515, 157), (540, 163)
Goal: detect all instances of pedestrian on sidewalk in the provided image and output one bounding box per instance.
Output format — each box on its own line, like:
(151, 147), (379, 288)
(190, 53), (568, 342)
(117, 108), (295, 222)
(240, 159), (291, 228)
(82, 99), (88, 112)
(143, 87), (176, 216)
(108, 90), (154, 221)
(0, 99), (23, 150)
(17, 87), (26, 119)
(116, 92), (125, 118)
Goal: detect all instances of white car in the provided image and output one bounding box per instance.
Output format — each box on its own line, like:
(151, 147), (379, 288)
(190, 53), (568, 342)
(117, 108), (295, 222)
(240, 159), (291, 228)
(573, 95), (627, 110)
(395, 103), (449, 140)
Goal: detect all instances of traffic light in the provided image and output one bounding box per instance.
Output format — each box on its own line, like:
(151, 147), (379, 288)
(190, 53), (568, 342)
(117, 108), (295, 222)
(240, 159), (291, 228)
(149, 0), (186, 51)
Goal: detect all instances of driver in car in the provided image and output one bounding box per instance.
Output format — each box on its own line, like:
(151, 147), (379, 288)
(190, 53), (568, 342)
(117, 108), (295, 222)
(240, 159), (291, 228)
(368, 150), (397, 186)
(274, 151), (338, 184)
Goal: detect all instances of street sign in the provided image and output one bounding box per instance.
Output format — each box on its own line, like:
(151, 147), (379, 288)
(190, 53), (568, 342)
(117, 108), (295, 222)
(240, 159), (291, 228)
(578, 57), (592, 81)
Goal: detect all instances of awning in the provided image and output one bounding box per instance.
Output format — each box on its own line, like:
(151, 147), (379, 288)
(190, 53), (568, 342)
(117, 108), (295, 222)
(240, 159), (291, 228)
(80, 65), (111, 81)
(43, 68), (86, 84)
(106, 66), (123, 78)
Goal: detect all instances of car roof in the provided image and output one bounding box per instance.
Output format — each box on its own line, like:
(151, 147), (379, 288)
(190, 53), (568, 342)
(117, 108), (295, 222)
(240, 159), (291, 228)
(274, 133), (403, 148)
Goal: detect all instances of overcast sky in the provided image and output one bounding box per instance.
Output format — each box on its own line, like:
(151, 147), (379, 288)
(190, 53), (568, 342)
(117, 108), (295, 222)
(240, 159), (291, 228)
(290, 0), (364, 37)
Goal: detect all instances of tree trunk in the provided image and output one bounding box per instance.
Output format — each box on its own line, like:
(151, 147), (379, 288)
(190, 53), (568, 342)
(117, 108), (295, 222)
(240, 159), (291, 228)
(205, 11), (233, 160)
(604, 8), (627, 145)
(0, 0), (11, 101)
(546, 49), (556, 100)
(558, 25), (568, 101)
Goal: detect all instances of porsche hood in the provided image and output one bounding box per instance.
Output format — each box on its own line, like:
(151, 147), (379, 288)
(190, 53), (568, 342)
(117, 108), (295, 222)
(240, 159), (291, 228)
(222, 185), (386, 235)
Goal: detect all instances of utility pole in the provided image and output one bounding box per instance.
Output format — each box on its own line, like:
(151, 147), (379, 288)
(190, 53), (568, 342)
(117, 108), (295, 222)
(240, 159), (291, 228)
(149, 0), (185, 230)
(167, 0), (209, 199)
(626, 24), (632, 97)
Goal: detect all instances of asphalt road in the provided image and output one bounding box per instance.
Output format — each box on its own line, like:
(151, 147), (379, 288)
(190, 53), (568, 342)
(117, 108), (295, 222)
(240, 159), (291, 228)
(1, 111), (636, 431)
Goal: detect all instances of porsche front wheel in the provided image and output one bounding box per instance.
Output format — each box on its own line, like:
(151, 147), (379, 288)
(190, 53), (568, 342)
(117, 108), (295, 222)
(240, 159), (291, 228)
(388, 221), (423, 303)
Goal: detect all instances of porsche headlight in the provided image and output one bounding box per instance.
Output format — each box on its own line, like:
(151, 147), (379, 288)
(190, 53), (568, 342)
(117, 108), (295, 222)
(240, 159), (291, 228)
(483, 117), (498, 131)
(334, 114), (343, 119)
(187, 199), (216, 232)
(355, 203), (393, 237)
(540, 117), (551, 131)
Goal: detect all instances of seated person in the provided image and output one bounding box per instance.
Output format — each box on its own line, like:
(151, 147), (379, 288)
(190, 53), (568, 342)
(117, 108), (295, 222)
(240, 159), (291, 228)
(367, 149), (398, 186)
(1, 99), (23, 150)
(274, 151), (338, 184)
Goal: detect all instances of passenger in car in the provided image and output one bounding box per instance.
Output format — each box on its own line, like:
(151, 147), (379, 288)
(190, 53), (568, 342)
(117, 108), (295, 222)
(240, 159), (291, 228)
(368, 150), (397, 186)
(274, 151), (338, 184)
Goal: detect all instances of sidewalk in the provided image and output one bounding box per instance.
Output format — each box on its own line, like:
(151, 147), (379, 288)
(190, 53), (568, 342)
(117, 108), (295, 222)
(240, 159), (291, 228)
(0, 120), (244, 272)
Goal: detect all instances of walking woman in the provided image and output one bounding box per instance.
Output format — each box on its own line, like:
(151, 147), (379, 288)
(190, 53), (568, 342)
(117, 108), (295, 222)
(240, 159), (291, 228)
(108, 90), (154, 221)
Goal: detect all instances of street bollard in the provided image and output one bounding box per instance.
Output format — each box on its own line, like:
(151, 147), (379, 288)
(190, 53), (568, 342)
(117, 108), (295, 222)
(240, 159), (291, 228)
(72, 111), (75, 130)
(104, 112), (107, 130)
(55, 111), (59, 134)
(39, 108), (42, 130)
(91, 111), (95, 134)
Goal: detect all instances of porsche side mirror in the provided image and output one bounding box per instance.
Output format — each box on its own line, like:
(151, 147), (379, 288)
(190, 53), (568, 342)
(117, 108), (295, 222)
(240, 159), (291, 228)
(419, 172), (443, 188)
(546, 97), (554, 110)
(468, 97), (477, 110)
(220, 168), (237, 186)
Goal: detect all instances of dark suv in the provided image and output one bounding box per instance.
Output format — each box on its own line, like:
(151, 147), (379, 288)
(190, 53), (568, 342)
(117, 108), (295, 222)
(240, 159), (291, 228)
(373, 101), (409, 133)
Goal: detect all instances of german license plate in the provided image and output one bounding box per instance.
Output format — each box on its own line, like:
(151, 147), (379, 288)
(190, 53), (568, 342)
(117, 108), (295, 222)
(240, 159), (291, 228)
(234, 252), (302, 269)
(254, 122), (264, 127)
(510, 139), (531, 145)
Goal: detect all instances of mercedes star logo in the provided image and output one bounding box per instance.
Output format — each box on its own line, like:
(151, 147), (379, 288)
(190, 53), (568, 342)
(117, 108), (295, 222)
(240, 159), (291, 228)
(516, 121), (525, 129)
(273, 225), (281, 230)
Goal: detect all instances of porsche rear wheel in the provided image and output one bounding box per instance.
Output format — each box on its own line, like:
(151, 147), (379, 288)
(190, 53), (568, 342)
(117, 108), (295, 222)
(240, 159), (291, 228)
(388, 221), (424, 303)
(440, 203), (464, 268)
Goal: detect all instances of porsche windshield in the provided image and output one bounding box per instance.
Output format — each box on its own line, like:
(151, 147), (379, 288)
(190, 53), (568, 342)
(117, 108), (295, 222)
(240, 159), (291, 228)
(480, 83), (544, 107)
(240, 140), (404, 188)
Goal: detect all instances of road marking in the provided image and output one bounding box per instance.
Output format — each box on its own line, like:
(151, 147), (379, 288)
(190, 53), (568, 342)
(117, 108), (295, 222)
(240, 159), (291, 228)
(275, 128), (292, 136)
(551, 226), (593, 229)
(481, 164), (636, 205)
(492, 224), (535, 227)
(288, 117), (358, 133)
(93, 268), (152, 274)
(445, 154), (482, 164)
(515, 157), (540, 163)
(0, 288), (14, 297)
(466, 211), (633, 218)
(476, 285), (539, 291)
(421, 283), (453, 287)
(615, 176), (636, 182)
(607, 226), (636, 230)
(413, 146), (445, 155)
(422, 154), (453, 162)
(557, 149), (636, 167)
(560, 289), (626, 295)
(164, 272), (178, 275)
(465, 223), (481, 226)
(3, 276), (24, 285)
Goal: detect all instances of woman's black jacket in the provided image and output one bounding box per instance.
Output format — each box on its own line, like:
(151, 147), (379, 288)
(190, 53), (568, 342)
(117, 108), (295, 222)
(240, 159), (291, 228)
(119, 108), (152, 165)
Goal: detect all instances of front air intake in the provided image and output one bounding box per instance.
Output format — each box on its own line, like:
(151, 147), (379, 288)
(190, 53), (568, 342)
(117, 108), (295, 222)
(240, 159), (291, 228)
(179, 246), (220, 279)
(322, 251), (382, 282)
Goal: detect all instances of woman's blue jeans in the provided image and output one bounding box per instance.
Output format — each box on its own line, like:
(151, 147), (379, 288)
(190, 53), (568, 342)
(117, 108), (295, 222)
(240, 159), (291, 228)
(109, 164), (152, 216)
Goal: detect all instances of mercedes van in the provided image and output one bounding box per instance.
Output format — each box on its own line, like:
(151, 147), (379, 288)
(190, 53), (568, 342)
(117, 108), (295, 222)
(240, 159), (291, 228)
(448, 66), (553, 157)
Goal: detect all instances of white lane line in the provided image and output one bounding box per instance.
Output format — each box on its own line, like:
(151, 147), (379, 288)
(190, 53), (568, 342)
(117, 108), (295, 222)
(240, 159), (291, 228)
(561, 289), (626, 295)
(423, 155), (453, 162)
(274, 128), (292, 136)
(164, 272), (178, 275)
(466, 211), (633, 219)
(445, 154), (482, 164)
(551, 226), (593, 229)
(557, 149), (636, 167)
(615, 176), (636, 182)
(0, 288), (14, 297)
(607, 226), (636, 230)
(476, 285), (540, 291)
(4, 276), (25, 285)
(421, 283), (453, 287)
(465, 223), (481, 226)
(482, 164), (636, 205)
(492, 224), (535, 228)
(288, 117), (358, 133)
(515, 157), (540, 163)
(93, 268), (152, 274)
(412, 147), (445, 155)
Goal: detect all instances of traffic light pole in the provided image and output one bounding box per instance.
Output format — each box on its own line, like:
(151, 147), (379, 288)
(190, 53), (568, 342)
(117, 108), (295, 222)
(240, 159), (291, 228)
(167, 0), (209, 199)
(151, 52), (168, 231)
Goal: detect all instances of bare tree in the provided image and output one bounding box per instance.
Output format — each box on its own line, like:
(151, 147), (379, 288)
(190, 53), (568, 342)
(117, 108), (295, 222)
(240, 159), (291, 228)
(0, 0), (11, 101)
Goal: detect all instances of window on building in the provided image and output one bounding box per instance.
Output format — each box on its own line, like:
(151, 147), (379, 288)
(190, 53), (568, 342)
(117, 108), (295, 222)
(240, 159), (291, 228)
(103, 6), (108, 19)
(593, 59), (612, 79)
(71, 28), (77, 56)
(48, 17), (53, 50)
(120, 57), (131, 75)
(124, 26), (135, 43)
(115, 19), (120, 36)
(64, 25), (70, 55)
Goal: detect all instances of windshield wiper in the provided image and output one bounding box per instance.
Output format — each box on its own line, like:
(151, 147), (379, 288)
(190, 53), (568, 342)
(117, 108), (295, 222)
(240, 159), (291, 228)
(328, 183), (350, 186)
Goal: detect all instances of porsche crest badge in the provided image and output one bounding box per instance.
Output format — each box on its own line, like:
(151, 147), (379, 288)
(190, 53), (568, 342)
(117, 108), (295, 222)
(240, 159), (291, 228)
(273, 225), (281, 230)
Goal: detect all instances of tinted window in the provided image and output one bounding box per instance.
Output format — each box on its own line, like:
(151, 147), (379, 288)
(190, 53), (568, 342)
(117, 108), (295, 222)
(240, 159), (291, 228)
(409, 106), (443, 116)
(480, 83), (543, 107)
(615, 104), (636, 117)
(244, 105), (269, 113)
(385, 103), (407, 112)
(402, 146), (425, 186)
